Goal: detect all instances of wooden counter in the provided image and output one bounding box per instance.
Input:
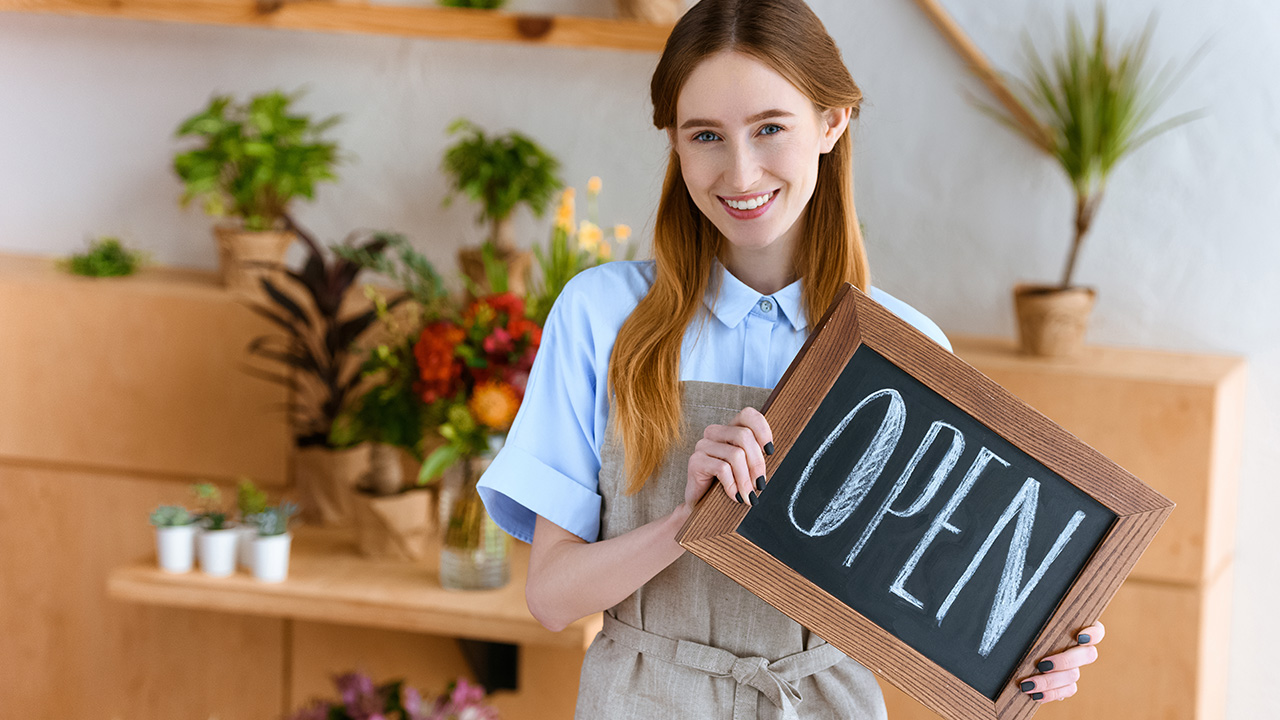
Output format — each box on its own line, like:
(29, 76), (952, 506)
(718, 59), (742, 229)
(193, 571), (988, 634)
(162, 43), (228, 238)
(108, 527), (601, 649)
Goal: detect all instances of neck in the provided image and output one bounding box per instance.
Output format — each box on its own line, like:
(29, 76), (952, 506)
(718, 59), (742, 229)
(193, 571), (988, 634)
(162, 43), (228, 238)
(720, 244), (796, 296)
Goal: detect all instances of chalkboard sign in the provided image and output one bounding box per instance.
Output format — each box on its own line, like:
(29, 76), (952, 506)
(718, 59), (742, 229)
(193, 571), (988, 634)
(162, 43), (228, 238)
(677, 284), (1173, 720)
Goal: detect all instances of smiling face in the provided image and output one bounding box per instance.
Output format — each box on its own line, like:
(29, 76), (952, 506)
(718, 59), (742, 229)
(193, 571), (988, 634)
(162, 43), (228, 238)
(672, 51), (850, 278)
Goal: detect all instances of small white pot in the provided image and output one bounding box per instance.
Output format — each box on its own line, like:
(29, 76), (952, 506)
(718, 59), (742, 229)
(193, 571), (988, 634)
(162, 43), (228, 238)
(252, 533), (292, 583)
(155, 524), (198, 573)
(198, 526), (240, 577)
(236, 523), (259, 570)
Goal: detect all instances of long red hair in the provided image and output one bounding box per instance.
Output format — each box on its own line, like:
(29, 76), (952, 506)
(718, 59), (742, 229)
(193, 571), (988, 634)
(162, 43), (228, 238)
(608, 0), (869, 493)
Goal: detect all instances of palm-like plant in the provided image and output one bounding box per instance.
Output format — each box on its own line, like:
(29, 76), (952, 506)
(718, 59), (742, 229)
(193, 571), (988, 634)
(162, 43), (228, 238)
(242, 215), (406, 448)
(983, 7), (1203, 288)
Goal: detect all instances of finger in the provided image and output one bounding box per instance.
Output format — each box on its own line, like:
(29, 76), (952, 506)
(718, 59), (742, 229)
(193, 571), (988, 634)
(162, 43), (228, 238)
(733, 406), (775, 458)
(1034, 644), (1099, 673)
(1028, 682), (1077, 703)
(1018, 667), (1079, 694)
(1075, 621), (1105, 646)
(693, 436), (752, 504)
(686, 452), (736, 505)
(701, 427), (764, 504)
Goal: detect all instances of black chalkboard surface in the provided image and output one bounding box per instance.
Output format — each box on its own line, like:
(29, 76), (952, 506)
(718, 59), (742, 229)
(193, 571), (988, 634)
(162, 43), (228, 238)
(677, 284), (1173, 720)
(737, 345), (1115, 700)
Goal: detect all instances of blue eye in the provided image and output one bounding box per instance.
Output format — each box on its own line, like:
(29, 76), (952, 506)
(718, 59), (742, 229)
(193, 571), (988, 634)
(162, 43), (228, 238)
(759, 124), (783, 136)
(694, 131), (720, 143)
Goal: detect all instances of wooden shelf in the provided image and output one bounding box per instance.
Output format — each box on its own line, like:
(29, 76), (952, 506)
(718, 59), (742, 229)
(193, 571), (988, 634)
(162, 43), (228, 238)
(0, 0), (674, 52)
(108, 526), (602, 649)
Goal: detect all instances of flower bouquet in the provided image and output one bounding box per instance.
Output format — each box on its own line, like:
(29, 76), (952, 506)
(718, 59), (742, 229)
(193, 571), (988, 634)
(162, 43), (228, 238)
(287, 673), (497, 720)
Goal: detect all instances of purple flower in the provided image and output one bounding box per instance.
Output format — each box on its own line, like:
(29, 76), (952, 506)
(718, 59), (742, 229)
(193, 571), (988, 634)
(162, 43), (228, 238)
(450, 678), (486, 708)
(335, 672), (384, 718)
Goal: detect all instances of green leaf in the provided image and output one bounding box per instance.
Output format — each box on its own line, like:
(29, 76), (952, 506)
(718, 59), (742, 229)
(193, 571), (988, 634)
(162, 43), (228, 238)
(419, 444), (461, 484)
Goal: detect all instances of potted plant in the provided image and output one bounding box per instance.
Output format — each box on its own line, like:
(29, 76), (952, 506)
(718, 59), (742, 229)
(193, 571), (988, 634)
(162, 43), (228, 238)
(334, 236), (449, 559)
(149, 504), (197, 573)
(981, 8), (1202, 356)
(173, 89), (341, 293)
(193, 482), (238, 577)
(241, 221), (403, 526)
(235, 478), (269, 570)
(616, 0), (684, 24)
(252, 501), (298, 583)
(442, 118), (562, 296)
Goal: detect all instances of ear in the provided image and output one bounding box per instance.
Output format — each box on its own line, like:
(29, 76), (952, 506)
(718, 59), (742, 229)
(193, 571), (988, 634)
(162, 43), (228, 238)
(819, 106), (852, 154)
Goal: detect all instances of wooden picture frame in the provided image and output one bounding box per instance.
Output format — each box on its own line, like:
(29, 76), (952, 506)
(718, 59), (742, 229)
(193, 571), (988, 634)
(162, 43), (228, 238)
(677, 284), (1173, 720)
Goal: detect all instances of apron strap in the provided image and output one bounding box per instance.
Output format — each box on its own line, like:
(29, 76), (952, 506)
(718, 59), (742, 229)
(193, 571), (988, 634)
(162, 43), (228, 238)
(600, 613), (847, 720)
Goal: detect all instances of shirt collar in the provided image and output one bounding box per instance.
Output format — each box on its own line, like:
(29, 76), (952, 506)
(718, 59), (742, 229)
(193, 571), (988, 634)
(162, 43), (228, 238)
(704, 261), (807, 330)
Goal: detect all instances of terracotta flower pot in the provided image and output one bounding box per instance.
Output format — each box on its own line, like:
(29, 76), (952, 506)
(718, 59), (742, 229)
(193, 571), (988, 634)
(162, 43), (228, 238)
(213, 225), (295, 295)
(616, 0), (684, 23)
(293, 443), (371, 527)
(1013, 284), (1096, 358)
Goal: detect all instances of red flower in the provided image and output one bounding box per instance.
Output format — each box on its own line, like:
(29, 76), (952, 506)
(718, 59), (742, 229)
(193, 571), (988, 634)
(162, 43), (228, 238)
(414, 321), (464, 403)
(483, 326), (514, 356)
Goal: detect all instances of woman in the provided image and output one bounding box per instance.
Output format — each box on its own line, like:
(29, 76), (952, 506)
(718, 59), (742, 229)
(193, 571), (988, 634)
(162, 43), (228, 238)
(479, 0), (1103, 716)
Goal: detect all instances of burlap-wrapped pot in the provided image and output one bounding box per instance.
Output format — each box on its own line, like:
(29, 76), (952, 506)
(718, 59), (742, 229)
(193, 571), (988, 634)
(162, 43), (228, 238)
(293, 443), (370, 526)
(352, 486), (433, 561)
(1013, 284), (1096, 358)
(616, 0), (684, 23)
(213, 225), (295, 295)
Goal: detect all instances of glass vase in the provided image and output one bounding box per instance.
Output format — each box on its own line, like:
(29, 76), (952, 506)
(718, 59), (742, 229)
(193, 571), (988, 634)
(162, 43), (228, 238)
(439, 440), (509, 591)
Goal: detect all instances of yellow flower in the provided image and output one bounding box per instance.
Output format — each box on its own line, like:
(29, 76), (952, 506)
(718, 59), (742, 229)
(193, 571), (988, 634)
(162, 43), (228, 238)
(578, 221), (602, 253)
(587, 176), (603, 195)
(613, 224), (632, 242)
(555, 188), (575, 232)
(598, 242), (613, 261)
(469, 380), (520, 430)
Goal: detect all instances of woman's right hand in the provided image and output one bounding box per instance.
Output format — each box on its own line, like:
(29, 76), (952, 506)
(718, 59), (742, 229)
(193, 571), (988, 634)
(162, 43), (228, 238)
(685, 406), (774, 511)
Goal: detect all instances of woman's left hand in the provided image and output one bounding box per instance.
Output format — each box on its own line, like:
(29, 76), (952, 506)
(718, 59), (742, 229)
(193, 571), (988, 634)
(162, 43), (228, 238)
(1018, 622), (1105, 703)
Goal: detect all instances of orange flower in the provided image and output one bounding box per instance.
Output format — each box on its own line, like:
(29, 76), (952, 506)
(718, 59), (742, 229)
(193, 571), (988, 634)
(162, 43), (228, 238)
(469, 380), (520, 430)
(415, 321), (465, 403)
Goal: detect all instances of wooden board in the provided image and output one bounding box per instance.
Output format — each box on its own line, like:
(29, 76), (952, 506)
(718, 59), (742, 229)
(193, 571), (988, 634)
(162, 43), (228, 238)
(678, 284), (1174, 720)
(0, 463), (284, 719)
(108, 525), (601, 649)
(953, 336), (1245, 587)
(0, 0), (673, 52)
(0, 253), (291, 485)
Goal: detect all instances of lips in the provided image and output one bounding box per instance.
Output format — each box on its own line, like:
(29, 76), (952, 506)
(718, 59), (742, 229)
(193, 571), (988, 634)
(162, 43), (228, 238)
(718, 190), (779, 219)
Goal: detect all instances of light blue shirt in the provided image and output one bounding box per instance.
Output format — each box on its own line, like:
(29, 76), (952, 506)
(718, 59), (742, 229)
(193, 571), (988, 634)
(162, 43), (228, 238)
(477, 260), (951, 544)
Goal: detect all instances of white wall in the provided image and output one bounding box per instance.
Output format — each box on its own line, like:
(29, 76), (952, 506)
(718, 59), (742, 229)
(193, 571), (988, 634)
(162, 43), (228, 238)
(2, 1), (1276, 717)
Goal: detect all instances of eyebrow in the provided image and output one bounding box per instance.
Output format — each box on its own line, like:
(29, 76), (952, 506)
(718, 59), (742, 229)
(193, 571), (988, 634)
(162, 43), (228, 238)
(679, 109), (795, 130)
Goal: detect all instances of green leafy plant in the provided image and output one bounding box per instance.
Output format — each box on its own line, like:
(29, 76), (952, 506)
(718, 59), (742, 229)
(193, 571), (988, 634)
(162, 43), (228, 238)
(192, 482), (231, 530)
(442, 119), (562, 248)
(149, 505), (194, 527)
(981, 6), (1202, 288)
(173, 90), (342, 231)
(255, 502), (299, 537)
(242, 219), (405, 449)
(236, 478), (269, 520)
(439, 0), (506, 8)
(62, 237), (148, 277)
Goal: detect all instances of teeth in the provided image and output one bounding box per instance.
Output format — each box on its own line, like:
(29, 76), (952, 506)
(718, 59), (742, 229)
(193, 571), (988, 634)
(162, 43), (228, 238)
(725, 192), (772, 211)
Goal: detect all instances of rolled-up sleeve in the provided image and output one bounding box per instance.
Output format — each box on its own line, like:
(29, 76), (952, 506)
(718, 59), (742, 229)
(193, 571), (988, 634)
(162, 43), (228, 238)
(478, 278), (604, 544)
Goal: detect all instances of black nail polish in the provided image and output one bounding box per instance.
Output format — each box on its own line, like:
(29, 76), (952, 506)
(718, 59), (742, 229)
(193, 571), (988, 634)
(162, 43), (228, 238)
(1077, 633), (1091, 644)
(735, 492), (744, 504)
(1037, 660), (1054, 672)
(1020, 681), (1035, 692)
(764, 442), (774, 456)
(749, 491), (757, 504)
(1032, 692), (1044, 701)
(755, 475), (765, 491)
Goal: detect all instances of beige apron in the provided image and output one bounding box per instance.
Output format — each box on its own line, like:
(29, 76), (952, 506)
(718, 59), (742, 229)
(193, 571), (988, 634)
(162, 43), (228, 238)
(576, 381), (887, 720)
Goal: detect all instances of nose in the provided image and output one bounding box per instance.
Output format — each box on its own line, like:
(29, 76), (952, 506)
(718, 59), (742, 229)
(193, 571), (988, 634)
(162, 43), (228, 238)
(723, 140), (763, 192)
